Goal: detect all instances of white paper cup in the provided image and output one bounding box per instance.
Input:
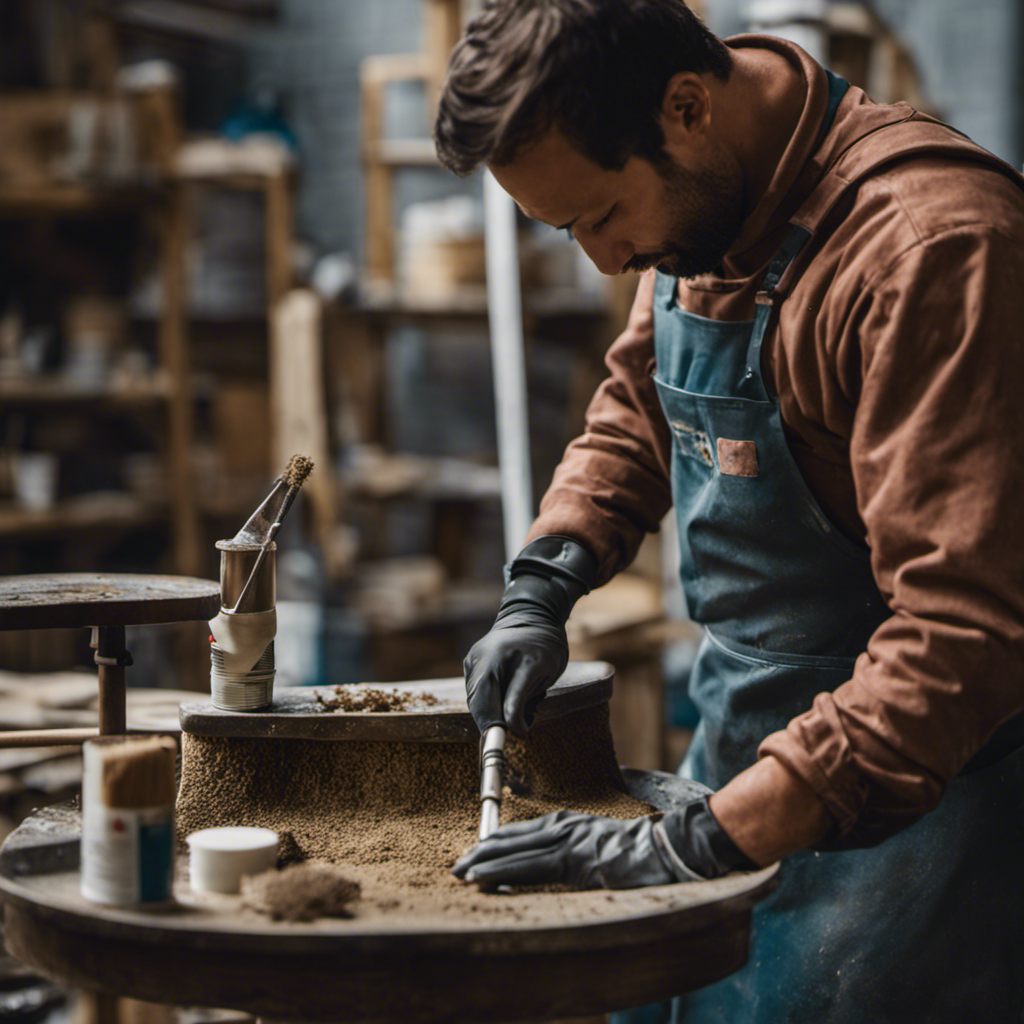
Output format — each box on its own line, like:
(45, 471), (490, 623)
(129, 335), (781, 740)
(187, 826), (278, 894)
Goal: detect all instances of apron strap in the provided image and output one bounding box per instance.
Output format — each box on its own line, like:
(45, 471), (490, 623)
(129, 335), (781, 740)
(743, 79), (1024, 401)
(742, 225), (812, 400)
(654, 266), (679, 309)
(775, 117), (1024, 301)
(742, 72), (851, 400)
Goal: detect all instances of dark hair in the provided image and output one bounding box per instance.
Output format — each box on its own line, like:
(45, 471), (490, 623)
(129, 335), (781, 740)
(434, 0), (732, 176)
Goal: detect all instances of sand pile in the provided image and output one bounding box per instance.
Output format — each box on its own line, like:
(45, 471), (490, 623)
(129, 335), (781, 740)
(176, 703), (653, 920)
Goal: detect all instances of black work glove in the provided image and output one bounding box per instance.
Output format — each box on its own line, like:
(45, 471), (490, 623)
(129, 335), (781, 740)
(464, 535), (598, 736)
(452, 796), (758, 890)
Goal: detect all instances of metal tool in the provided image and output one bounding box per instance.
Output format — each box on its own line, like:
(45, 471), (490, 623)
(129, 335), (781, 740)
(209, 455), (313, 711)
(229, 455), (313, 614)
(478, 724), (507, 840)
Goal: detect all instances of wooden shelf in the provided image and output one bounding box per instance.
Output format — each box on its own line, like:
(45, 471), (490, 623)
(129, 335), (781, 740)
(0, 181), (158, 214)
(0, 496), (165, 538)
(354, 282), (607, 320)
(357, 577), (504, 633)
(365, 139), (440, 167)
(344, 451), (501, 502)
(0, 377), (171, 407)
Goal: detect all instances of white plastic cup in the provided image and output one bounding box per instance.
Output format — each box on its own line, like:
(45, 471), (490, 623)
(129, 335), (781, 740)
(187, 826), (278, 894)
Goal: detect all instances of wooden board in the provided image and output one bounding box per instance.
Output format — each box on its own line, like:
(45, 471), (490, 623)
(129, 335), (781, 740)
(0, 775), (778, 1022)
(179, 662), (615, 743)
(0, 574), (220, 631)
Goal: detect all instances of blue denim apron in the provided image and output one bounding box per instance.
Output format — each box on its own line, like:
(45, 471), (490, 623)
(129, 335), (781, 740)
(640, 80), (1024, 1023)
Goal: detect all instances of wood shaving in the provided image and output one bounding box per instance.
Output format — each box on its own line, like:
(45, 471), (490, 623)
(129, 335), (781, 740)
(314, 687), (440, 713)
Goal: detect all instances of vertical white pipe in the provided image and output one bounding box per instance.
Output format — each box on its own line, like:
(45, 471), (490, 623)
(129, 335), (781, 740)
(484, 170), (533, 560)
(744, 0), (829, 65)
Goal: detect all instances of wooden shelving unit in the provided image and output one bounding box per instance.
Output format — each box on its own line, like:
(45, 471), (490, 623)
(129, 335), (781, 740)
(0, 174), (202, 575)
(0, 497), (165, 539)
(0, 377), (172, 405)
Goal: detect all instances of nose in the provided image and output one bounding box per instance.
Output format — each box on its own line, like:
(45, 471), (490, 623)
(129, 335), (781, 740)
(575, 232), (634, 276)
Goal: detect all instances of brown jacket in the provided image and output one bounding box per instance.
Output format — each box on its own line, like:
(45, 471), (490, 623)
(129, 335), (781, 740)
(528, 36), (1024, 838)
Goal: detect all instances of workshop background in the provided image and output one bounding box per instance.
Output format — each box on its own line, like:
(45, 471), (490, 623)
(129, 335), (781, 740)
(0, 1), (1019, 1021)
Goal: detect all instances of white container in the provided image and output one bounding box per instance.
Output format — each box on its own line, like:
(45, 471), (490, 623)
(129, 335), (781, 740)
(12, 453), (58, 511)
(80, 736), (176, 907)
(187, 826), (278, 894)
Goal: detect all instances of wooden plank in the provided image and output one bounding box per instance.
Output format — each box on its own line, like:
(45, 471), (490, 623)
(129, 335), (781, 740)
(360, 53), (432, 88)
(365, 138), (440, 166)
(263, 173), (293, 311)
(269, 290), (336, 567)
(0, 378), (170, 405)
(0, 728), (97, 749)
(424, 0), (463, 112)
(179, 665), (613, 742)
(158, 182), (202, 576)
(361, 74), (394, 284)
(0, 183), (154, 214)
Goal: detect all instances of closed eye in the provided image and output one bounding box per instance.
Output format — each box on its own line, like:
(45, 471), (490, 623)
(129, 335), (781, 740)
(592, 205), (615, 233)
(561, 206), (615, 242)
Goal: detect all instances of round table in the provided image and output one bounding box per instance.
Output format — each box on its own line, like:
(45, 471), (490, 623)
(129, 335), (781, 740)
(0, 771), (778, 1023)
(0, 573), (220, 740)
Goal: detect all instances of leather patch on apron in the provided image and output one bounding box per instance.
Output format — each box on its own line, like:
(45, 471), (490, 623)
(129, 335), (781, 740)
(717, 438), (759, 477)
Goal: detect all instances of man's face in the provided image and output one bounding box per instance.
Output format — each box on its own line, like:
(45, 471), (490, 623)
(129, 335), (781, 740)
(490, 128), (745, 278)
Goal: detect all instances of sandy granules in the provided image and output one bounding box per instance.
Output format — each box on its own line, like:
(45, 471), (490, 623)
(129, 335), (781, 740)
(176, 703), (653, 921)
(314, 686), (440, 713)
(241, 862), (361, 921)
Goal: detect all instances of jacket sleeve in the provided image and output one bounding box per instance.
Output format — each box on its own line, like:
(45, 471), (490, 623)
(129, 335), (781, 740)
(527, 271), (674, 584)
(760, 227), (1024, 843)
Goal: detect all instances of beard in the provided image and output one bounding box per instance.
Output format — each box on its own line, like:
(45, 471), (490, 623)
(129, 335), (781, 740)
(623, 149), (746, 279)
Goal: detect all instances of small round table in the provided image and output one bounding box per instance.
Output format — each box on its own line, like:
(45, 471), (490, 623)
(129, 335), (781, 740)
(0, 573), (220, 743)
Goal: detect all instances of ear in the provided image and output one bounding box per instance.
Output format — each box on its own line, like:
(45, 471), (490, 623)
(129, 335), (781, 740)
(659, 72), (711, 140)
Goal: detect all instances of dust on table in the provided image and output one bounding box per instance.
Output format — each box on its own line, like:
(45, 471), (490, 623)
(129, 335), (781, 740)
(313, 686), (440, 713)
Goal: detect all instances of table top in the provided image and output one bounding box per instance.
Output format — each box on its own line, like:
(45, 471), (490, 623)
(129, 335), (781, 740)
(180, 662), (615, 742)
(0, 574), (221, 630)
(0, 774), (779, 1022)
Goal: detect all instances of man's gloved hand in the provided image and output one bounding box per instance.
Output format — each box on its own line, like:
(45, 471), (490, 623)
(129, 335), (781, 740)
(464, 535), (598, 736)
(452, 796), (759, 889)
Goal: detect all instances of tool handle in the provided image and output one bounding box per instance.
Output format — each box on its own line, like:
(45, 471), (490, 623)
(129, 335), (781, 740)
(230, 485), (299, 613)
(478, 725), (507, 840)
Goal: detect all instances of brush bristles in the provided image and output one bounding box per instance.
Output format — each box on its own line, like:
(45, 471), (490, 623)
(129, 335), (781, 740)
(100, 736), (177, 809)
(283, 454), (313, 488)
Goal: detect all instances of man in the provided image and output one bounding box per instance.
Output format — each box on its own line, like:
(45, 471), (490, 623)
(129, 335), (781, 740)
(434, 1), (1024, 1020)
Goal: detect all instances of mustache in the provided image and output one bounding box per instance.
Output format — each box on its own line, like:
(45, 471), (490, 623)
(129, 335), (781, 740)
(621, 251), (671, 274)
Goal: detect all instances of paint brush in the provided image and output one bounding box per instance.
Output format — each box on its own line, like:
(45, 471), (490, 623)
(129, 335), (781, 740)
(99, 736), (177, 810)
(230, 454), (314, 614)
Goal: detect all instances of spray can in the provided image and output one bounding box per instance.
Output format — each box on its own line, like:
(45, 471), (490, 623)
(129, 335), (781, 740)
(80, 736), (177, 906)
(209, 539), (277, 711)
